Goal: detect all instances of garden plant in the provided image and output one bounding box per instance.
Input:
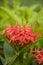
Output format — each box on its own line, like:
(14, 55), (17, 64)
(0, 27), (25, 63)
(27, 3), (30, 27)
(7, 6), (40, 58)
(0, 0), (43, 65)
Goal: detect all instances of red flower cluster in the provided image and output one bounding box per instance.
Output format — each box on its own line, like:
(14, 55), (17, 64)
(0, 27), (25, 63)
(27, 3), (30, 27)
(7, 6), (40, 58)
(3, 22), (39, 46)
(32, 49), (43, 64)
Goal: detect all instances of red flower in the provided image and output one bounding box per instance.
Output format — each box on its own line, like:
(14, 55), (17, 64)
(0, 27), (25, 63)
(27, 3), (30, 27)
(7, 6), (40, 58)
(31, 49), (43, 64)
(3, 22), (40, 46)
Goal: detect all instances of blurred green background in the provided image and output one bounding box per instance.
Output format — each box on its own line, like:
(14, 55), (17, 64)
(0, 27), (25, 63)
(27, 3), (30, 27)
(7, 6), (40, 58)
(20, 0), (43, 6)
(0, 0), (43, 8)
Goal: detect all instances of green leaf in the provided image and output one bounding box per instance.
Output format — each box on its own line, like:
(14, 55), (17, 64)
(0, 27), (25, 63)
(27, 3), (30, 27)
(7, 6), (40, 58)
(30, 4), (41, 11)
(0, 7), (22, 26)
(32, 60), (37, 65)
(36, 8), (43, 31)
(4, 42), (15, 60)
(4, 45), (29, 65)
(0, 56), (6, 65)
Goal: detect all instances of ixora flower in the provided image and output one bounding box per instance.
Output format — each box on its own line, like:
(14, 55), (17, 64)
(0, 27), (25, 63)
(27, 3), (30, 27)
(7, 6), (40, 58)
(3, 22), (40, 46)
(31, 49), (43, 64)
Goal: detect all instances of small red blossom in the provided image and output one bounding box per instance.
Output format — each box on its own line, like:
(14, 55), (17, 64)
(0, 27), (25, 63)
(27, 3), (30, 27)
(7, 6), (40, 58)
(3, 22), (40, 46)
(31, 49), (43, 64)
